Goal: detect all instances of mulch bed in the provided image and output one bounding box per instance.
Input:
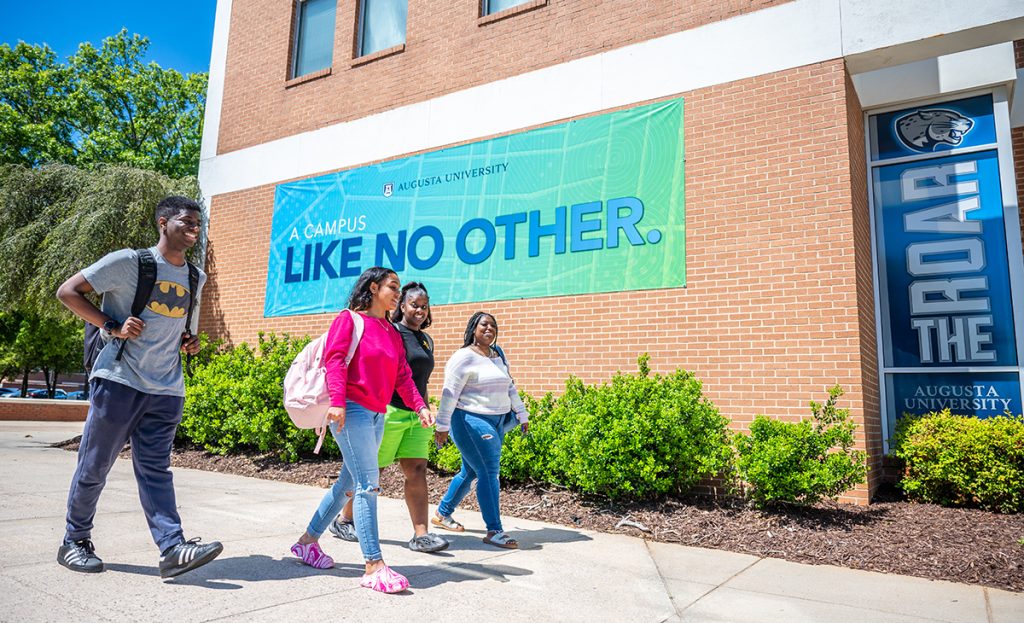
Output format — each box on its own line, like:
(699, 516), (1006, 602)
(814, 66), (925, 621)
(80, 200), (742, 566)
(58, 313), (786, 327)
(54, 437), (1024, 593)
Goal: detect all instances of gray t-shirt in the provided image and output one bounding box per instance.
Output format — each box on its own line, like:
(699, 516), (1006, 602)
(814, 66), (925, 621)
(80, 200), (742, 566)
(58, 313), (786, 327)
(83, 247), (207, 397)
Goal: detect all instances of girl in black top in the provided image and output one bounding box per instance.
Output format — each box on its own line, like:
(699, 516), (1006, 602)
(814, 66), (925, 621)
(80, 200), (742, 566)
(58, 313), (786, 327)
(328, 283), (449, 553)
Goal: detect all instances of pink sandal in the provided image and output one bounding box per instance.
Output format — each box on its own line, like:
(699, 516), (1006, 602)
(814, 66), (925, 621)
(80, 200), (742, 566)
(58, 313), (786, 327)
(360, 565), (409, 593)
(290, 541), (334, 569)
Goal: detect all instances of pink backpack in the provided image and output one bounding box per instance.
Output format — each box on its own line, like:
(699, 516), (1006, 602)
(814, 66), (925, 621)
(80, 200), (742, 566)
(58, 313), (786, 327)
(283, 310), (364, 453)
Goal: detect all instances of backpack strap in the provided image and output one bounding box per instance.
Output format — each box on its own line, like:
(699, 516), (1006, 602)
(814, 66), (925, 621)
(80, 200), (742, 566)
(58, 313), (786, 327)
(184, 261), (199, 335)
(115, 249), (158, 361)
(183, 261), (200, 376)
(312, 310), (364, 454)
(344, 309), (364, 365)
(493, 344), (513, 382)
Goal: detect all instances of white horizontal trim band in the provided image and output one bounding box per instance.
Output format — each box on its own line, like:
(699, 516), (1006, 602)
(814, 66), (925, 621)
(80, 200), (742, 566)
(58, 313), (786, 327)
(198, 0), (843, 200)
(198, 0), (1024, 202)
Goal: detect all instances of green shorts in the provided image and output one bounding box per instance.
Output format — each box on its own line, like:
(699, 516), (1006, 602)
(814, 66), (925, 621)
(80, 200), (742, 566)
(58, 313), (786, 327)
(377, 404), (432, 467)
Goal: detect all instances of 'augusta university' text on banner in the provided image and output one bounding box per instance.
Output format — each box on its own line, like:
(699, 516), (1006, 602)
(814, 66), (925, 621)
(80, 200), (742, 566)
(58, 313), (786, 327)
(264, 98), (686, 316)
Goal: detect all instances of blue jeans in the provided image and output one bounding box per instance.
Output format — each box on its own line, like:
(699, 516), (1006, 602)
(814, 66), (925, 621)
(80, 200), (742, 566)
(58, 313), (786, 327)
(306, 401), (385, 561)
(66, 379), (186, 552)
(437, 408), (517, 533)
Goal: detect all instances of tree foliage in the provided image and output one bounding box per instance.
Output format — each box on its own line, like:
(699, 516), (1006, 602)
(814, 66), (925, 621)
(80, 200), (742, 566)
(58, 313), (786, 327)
(0, 163), (201, 318)
(0, 310), (83, 396)
(1, 30), (207, 177)
(0, 29), (206, 388)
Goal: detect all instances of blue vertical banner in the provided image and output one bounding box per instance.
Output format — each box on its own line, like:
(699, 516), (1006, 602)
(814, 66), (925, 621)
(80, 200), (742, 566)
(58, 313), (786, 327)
(873, 150), (1016, 368)
(870, 94), (1023, 422)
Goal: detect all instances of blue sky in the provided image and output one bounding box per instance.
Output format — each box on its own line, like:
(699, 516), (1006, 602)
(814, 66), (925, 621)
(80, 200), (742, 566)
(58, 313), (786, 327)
(0, 0), (218, 75)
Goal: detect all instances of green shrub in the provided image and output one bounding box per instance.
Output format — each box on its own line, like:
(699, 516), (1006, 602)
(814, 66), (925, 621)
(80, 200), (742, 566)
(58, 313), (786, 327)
(733, 386), (867, 507)
(532, 354), (731, 499)
(892, 410), (1024, 513)
(181, 333), (332, 461)
(425, 355), (730, 501)
(427, 394), (544, 478)
(499, 392), (555, 482)
(428, 432), (463, 473)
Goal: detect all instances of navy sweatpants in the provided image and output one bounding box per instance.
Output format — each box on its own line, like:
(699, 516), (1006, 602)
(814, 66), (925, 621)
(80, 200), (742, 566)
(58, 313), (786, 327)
(65, 378), (185, 552)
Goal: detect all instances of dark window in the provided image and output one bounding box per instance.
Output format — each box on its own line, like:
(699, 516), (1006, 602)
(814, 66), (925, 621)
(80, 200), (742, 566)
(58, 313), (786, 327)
(292, 0), (337, 77)
(357, 0), (407, 57)
(482, 0), (530, 15)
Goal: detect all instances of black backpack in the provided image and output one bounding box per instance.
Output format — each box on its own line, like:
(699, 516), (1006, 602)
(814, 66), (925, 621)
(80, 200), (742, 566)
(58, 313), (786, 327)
(83, 249), (199, 373)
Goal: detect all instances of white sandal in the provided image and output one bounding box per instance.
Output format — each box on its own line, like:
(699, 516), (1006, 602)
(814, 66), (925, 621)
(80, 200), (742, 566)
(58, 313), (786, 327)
(431, 513), (465, 532)
(483, 531), (518, 549)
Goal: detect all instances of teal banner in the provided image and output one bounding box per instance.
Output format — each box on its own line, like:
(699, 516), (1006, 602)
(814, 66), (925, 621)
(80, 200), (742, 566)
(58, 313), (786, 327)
(264, 98), (686, 317)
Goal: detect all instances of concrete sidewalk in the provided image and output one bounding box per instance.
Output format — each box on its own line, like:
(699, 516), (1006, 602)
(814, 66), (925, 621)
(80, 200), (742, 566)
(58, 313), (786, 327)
(1, 420), (1021, 623)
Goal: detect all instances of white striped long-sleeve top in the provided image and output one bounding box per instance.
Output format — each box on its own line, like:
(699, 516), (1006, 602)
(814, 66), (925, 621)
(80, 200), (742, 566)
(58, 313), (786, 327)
(435, 347), (529, 432)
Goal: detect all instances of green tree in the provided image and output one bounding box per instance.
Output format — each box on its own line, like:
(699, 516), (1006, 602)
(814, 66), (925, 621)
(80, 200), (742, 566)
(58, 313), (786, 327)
(0, 30), (207, 177)
(0, 163), (201, 318)
(0, 310), (82, 396)
(0, 30), (206, 387)
(0, 43), (76, 165)
(0, 311), (23, 383)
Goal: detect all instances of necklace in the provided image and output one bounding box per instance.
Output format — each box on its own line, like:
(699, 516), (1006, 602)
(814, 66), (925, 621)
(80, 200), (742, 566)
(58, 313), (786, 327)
(472, 343), (492, 358)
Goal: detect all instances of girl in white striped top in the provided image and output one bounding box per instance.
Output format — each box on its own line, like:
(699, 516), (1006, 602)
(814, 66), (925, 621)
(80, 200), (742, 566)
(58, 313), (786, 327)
(431, 312), (529, 549)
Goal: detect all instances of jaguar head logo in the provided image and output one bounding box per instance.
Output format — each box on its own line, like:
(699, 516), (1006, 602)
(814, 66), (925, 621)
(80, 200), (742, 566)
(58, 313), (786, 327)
(147, 281), (189, 318)
(895, 108), (974, 152)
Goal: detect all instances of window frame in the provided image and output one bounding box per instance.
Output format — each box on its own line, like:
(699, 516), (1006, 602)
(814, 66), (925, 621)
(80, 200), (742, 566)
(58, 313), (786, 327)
(355, 0), (408, 60)
(479, 0), (548, 24)
(289, 0), (337, 81)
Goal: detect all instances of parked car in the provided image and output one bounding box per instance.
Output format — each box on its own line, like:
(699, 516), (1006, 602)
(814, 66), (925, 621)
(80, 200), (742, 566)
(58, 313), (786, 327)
(0, 388), (21, 398)
(28, 389), (68, 399)
(66, 390), (88, 401)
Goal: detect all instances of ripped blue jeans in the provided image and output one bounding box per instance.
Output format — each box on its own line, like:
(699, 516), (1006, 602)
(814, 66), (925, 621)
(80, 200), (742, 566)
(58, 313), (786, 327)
(437, 408), (517, 533)
(306, 401), (385, 561)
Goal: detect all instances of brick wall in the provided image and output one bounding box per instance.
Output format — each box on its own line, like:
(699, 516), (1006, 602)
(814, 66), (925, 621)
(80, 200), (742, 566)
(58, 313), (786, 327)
(844, 68), (882, 497)
(0, 399), (88, 422)
(202, 57), (883, 502)
(217, 0), (791, 154)
(1015, 41), (1024, 248)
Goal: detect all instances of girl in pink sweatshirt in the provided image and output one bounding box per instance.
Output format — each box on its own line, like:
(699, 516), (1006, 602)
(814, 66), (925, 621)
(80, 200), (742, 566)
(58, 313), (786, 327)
(290, 267), (432, 594)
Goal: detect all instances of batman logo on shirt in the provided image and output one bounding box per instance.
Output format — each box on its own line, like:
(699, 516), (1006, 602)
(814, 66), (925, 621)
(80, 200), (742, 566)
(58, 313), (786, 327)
(147, 281), (190, 318)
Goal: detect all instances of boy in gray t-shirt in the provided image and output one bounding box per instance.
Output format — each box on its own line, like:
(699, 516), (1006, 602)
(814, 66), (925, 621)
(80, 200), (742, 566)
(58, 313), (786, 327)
(55, 196), (223, 579)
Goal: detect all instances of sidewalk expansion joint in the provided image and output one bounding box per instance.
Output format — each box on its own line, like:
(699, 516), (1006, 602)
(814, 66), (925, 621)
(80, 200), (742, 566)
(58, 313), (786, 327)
(693, 574), (977, 623)
(675, 554), (763, 615)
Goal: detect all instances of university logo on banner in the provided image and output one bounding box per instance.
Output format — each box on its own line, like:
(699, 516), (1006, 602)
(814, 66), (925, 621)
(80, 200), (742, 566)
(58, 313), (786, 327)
(894, 108), (974, 152)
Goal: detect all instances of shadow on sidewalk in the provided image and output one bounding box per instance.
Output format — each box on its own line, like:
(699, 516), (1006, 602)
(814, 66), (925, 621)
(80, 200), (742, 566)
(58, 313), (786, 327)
(505, 525), (594, 550)
(105, 555), (535, 592)
(404, 562), (533, 589)
(105, 555), (365, 589)
(380, 525), (591, 553)
(103, 529), (587, 590)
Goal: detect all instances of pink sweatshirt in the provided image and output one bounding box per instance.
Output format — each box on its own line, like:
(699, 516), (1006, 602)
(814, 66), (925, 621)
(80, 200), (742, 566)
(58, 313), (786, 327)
(323, 310), (426, 414)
